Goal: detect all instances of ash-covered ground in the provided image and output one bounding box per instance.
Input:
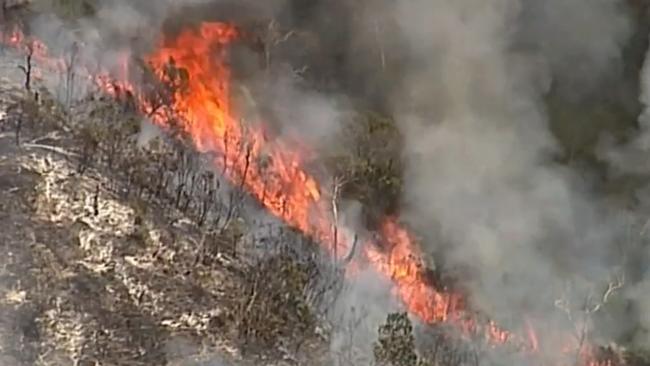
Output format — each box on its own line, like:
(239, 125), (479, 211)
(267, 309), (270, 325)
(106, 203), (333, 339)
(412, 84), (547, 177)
(0, 52), (330, 365)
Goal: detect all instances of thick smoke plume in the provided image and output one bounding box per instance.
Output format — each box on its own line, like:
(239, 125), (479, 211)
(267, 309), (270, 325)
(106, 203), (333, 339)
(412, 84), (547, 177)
(517, 0), (631, 94)
(388, 0), (643, 358)
(602, 32), (650, 348)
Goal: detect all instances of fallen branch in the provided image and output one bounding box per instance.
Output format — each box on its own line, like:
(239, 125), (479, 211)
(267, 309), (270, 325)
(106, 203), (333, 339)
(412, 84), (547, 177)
(22, 143), (80, 157)
(27, 131), (62, 144)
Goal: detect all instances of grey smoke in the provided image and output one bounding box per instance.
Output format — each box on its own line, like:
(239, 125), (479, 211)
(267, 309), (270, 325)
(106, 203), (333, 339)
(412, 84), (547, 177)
(602, 37), (650, 348)
(602, 44), (650, 175)
(327, 269), (400, 366)
(251, 71), (347, 156)
(388, 0), (635, 360)
(137, 118), (163, 148)
(626, 277), (650, 346)
(517, 0), (631, 95)
(27, 0), (347, 155)
(16, 0), (650, 363)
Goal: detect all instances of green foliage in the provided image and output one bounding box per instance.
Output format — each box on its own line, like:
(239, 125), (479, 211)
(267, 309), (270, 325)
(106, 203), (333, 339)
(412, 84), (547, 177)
(331, 111), (403, 218)
(373, 312), (431, 366)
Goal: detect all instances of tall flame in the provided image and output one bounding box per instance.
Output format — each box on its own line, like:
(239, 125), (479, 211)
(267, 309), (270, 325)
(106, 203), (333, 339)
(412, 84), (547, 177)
(1, 23), (616, 366)
(145, 21), (467, 326)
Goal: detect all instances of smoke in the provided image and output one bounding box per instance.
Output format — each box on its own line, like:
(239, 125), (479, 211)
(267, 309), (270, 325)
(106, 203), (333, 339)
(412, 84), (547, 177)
(598, 37), (650, 348)
(26, 0), (348, 158)
(327, 269), (400, 366)
(12, 0), (650, 363)
(625, 44), (650, 347)
(516, 0), (631, 96)
(602, 44), (650, 175)
(261, 75), (347, 157)
(385, 0), (635, 359)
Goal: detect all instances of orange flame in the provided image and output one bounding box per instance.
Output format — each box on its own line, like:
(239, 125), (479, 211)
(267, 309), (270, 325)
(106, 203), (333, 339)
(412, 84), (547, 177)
(144, 22), (467, 325)
(142, 24), (622, 366)
(1, 23), (617, 366)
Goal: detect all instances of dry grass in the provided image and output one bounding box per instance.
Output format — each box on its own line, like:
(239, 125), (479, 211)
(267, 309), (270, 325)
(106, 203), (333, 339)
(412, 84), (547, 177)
(0, 125), (241, 365)
(0, 75), (328, 365)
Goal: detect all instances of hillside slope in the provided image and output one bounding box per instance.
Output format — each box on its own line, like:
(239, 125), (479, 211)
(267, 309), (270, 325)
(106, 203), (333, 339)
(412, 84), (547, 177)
(0, 68), (329, 365)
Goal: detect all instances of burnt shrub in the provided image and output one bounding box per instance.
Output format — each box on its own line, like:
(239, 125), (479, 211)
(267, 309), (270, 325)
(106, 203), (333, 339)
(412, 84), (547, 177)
(232, 249), (318, 352)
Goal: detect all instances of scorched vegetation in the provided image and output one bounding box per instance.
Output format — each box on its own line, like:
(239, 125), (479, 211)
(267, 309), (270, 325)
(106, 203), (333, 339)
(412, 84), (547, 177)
(1, 1), (650, 366)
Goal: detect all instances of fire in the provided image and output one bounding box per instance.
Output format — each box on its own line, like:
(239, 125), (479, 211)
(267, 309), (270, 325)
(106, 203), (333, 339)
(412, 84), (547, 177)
(0, 23), (617, 366)
(146, 23), (334, 246)
(1, 26), (63, 70)
(143, 22), (553, 358)
(144, 22), (466, 324)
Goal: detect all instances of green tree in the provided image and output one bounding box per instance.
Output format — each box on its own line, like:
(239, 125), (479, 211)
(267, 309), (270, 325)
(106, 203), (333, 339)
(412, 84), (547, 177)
(374, 312), (430, 366)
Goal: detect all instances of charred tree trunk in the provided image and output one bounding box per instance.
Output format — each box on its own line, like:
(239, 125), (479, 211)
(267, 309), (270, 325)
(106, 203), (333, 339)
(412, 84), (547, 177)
(18, 45), (33, 92)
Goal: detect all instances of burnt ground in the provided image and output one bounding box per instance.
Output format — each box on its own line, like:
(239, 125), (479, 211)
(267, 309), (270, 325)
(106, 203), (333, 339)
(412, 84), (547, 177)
(0, 71), (329, 365)
(0, 96), (234, 365)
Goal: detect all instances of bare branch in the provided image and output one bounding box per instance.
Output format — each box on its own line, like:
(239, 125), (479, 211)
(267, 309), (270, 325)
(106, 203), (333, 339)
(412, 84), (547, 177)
(22, 143), (80, 158)
(331, 176), (346, 260)
(587, 273), (625, 314)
